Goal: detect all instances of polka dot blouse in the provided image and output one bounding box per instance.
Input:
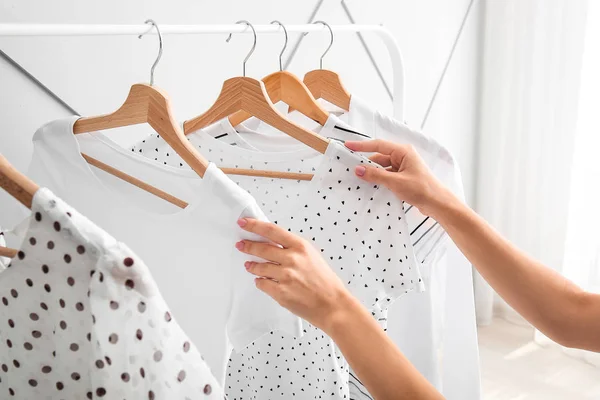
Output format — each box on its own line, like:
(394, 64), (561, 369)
(0, 188), (223, 399)
(131, 130), (424, 399)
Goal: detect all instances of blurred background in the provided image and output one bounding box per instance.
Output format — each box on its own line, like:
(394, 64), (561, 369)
(1, 1), (599, 398)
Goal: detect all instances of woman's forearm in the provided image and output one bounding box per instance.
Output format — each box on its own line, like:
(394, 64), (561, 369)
(432, 189), (600, 350)
(237, 218), (445, 399)
(324, 294), (444, 400)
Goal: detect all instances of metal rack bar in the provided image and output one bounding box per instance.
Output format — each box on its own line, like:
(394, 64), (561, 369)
(0, 23), (405, 119)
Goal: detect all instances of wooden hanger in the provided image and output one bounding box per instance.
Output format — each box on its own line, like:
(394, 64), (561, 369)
(0, 247), (16, 258)
(0, 155), (38, 209)
(303, 69), (351, 112)
(183, 21), (327, 181)
(74, 20), (208, 179)
(229, 21), (329, 127)
(230, 70), (329, 127)
(0, 154), (39, 258)
(184, 77), (328, 154)
(72, 21), (220, 208)
(74, 82), (208, 178)
(71, 21), (216, 213)
(295, 21), (351, 112)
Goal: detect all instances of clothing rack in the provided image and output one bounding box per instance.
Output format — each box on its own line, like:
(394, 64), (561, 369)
(0, 23), (405, 119)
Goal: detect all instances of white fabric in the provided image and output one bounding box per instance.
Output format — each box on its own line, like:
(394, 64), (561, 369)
(476, 0), (588, 327)
(21, 117), (303, 386)
(130, 115), (423, 399)
(0, 188), (224, 398)
(0, 227), (8, 272)
(210, 100), (480, 399)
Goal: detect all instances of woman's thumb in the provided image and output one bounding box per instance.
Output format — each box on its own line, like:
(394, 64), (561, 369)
(354, 165), (393, 186)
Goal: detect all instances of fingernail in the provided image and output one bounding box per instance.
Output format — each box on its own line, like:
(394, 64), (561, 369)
(244, 261), (252, 270)
(237, 218), (247, 227)
(235, 241), (245, 250)
(355, 166), (366, 176)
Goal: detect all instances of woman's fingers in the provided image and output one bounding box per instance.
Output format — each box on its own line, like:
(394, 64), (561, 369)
(354, 164), (396, 186)
(345, 139), (399, 155)
(369, 153), (392, 168)
(236, 240), (288, 263)
(254, 277), (283, 300)
(238, 219), (299, 249)
(245, 261), (287, 281)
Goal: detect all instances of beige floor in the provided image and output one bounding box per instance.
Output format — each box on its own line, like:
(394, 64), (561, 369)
(478, 318), (600, 400)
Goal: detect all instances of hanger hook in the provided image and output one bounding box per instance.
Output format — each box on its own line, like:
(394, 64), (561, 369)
(270, 20), (288, 72)
(311, 21), (333, 69)
(226, 20), (257, 77)
(138, 19), (163, 86)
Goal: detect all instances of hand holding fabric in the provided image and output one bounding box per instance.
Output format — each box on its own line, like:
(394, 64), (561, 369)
(234, 217), (445, 400)
(348, 141), (600, 354)
(235, 218), (354, 335)
(345, 140), (454, 219)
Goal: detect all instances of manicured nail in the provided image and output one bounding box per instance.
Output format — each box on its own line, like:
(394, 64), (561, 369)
(244, 261), (252, 270)
(237, 218), (247, 227)
(355, 166), (366, 176)
(235, 241), (245, 250)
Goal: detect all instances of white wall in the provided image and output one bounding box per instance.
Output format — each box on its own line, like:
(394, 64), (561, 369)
(0, 0), (481, 227)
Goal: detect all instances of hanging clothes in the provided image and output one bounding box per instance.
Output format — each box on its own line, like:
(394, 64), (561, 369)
(16, 117), (303, 386)
(227, 96), (481, 400)
(134, 97), (480, 400)
(322, 96), (480, 400)
(130, 114), (424, 399)
(0, 188), (224, 399)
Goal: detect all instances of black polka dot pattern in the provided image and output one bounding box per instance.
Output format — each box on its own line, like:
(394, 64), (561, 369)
(214, 117), (450, 400)
(131, 132), (423, 399)
(0, 189), (224, 398)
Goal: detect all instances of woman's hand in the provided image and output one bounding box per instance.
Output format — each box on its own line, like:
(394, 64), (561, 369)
(344, 143), (600, 353)
(235, 218), (355, 334)
(235, 217), (445, 400)
(345, 140), (453, 218)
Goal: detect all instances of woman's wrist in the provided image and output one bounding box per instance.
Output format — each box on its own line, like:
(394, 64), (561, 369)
(320, 289), (370, 340)
(423, 184), (464, 223)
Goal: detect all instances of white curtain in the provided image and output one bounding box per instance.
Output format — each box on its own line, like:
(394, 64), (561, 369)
(535, 0), (600, 366)
(474, 0), (589, 326)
